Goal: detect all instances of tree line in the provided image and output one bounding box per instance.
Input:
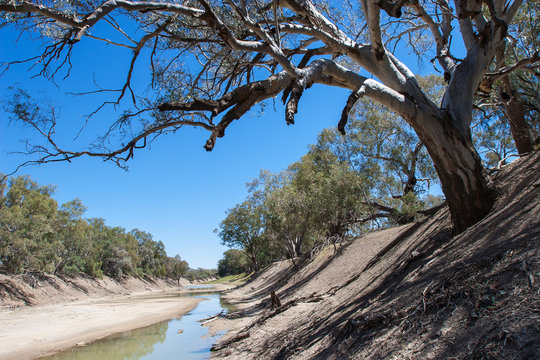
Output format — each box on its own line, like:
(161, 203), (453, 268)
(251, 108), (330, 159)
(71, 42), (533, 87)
(0, 176), (190, 281)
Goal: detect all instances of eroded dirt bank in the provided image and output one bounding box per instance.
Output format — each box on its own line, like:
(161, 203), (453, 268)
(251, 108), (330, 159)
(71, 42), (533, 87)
(209, 151), (540, 359)
(0, 273), (193, 308)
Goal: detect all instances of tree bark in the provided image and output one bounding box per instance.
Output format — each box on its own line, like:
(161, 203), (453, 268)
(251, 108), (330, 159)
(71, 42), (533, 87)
(500, 76), (535, 155)
(293, 236), (302, 258)
(416, 111), (496, 233)
(250, 252), (259, 272)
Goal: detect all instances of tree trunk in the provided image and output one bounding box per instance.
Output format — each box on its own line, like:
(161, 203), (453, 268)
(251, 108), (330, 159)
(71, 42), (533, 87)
(500, 77), (534, 155)
(293, 236), (302, 258)
(250, 252), (259, 272)
(418, 113), (496, 233)
(403, 141), (422, 195)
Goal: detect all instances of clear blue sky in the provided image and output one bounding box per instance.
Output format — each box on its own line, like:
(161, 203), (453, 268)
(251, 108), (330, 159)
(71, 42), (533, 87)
(0, 25), (352, 269)
(0, 9), (449, 269)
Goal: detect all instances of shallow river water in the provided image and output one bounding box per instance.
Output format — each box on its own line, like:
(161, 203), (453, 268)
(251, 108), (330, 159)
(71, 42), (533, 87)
(43, 289), (231, 360)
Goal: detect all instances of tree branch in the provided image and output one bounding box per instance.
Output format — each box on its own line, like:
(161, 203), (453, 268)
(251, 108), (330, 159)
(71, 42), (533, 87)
(0, 0), (204, 35)
(485, 52), (540, 81)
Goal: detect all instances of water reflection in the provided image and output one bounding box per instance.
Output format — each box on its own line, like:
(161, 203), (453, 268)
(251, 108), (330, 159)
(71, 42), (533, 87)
(184, 285), (214, 290)
(219, 297), (235, 313)
(44, 295), (228, 360)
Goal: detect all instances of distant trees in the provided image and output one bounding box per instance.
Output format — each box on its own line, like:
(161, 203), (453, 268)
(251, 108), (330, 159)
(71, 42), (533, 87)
(131, 229), (167, 277)
(165, 255), (189, 284)
(216, 201), (266, 272)
(217, 146), (371, 269)
(186, 267), (218, 282)
(217, 249), (250, 277)
(264, 148), (366, 257)
(0, 175), (190, 280)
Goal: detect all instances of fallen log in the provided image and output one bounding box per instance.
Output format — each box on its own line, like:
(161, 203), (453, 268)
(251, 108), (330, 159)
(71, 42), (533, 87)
(199, 310), (224, 325)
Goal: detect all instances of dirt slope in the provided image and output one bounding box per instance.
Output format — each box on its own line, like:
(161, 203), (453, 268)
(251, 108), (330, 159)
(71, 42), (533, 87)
(0, 273), (191, 309)
(211, 151), (540, 359)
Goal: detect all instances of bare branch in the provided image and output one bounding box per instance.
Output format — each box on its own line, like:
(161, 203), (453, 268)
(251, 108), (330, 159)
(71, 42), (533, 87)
(408, 0), (456, 77)
(338, 89), (363, 135)
(485, 52), (540, 81)
(118, 22), (170, 104)
(0, 0), (204, 33)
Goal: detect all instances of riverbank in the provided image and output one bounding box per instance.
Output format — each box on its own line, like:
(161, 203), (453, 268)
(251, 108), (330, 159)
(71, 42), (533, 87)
(208, 151), (540, 359)
(0, 273), (193, 308)
(0, 291), (203, 360)
(0, 272), (235, 359)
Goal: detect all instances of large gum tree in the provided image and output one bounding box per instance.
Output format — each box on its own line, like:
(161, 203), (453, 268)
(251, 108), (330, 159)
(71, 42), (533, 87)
(0, 0), (532, 232)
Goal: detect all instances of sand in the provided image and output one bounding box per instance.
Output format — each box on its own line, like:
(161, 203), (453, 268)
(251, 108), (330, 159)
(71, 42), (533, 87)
(0, 292), (203, 360)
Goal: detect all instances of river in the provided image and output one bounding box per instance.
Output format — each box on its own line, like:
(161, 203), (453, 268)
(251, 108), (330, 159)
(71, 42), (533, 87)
(42, 288), (231, 360)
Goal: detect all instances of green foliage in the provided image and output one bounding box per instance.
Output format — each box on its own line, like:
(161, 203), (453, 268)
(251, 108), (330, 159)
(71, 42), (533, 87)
(473, 112), (517, 169)
(131, 229), (166, 277)
(262, 148), (366, 258)
(164, 255), (189, 283)
(216, 200), (268, 271)
(313, 76), (446, 227)
(0, 175), (190, 280)
(217, 249), (250, 277)
(0, 176), (58, 273)
(186, 267), (218, 282)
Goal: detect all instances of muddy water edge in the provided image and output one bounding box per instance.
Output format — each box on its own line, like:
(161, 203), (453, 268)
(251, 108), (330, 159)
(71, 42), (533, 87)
(41, 286), (233, 360)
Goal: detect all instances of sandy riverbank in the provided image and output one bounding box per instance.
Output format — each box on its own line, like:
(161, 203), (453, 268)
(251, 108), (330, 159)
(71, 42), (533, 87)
(0, 291), (204, 360)
(0, 272), (235, 360)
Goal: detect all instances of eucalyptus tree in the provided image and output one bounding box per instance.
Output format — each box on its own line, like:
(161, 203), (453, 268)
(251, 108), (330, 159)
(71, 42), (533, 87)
(246, 148), (366, 259)
(0, 176), (59, 273)
(477, 0), (539, 155)
(472, 107), (518, 169)
(131, 229), (167, 276)
(217, 249), (250, 277)
(164, 255), (189, 283)
(216, 200), (266, 272)
(0, 0), (532, 232)
(55, 199), (93, 274)
(314, 76), (444, 225)
(289, 148), (366, 237)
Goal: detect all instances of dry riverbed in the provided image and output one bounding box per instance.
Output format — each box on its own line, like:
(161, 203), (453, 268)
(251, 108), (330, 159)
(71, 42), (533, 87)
(0, 273), (234, 360)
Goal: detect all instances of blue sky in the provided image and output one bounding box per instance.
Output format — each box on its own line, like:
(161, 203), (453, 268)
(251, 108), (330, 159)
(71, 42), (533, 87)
(0, 7), (454, 268)
(0, 26), (351, 268)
